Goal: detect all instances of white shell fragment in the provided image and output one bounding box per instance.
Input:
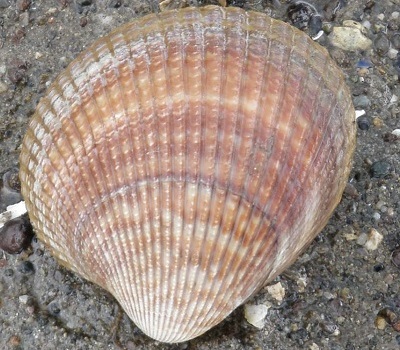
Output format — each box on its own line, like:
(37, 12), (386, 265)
(392, 129), (400, 137)
(244, 303), (271, 329)
(0, 201), (27, 229)
(355, 110), (366, 119)
(364, 229), (383, 251)
(266, 282), (286, 303)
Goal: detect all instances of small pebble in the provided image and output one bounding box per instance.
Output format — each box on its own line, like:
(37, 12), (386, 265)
(321, 323), (340, 335)
(48, 302), (61, 315)
(109, 0), (122, 8)
(387, 207), (395, 216)
(8, 335), (21, 347)
(344, 183), (359, 198)
(361, 20), (371, 30)
(374, 33), (390, 57)
(0, 0), (10, 8)
(329, 25), (372, 51)
(353, 95), (371, 109)
(378, 307), (397, 325)
(17, 260), (35, 274)
(375, 315), (387, 330)
(372, 212), (381, 221)
(309, 15), (323, 38)
(373, 263), (385, 272)
(357, 116), (370, 130)
(392, 34), (400, 50)
(370, 161), (391, 178)
(372, 117), (384, 128)
(383, 132), (399, 142)
(375, 200), (385, 210)
(0, 81), (8, 94)
(1, 169), (23, 208)
(26, 304), (35, 315)
(4, 268), (14, 277)
(391, 248), (400, 268)
(76, 0), (93, 5)
(356, 59), (372, 69)
(16, 0), (31, 11)
(357, 233), (368, 246)
(391, 11), (399, 20)
(19, 294), (30, 304)
(393, 320), (400, 332)
(309, 343), (320, 350)
(388, 48), (399, 60)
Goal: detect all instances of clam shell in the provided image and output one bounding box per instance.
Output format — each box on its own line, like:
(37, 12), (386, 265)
(19, 6), (356, 343)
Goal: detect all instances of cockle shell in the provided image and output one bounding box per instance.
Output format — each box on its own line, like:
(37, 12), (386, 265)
(19, 6), (356, 343)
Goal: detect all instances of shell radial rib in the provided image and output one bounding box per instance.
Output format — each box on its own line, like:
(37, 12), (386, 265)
(19, 6), (356, 343)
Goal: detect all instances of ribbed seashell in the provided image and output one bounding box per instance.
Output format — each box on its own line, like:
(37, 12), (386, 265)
(19, 6), (356, 343)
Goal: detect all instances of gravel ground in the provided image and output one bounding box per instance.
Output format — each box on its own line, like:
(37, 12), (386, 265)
(0, 0), (400, 349)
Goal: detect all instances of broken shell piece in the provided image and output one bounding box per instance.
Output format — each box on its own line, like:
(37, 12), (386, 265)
(364, 229), (383, 251)
(244, 303), (271, 329)
(266, 282), (286, 303)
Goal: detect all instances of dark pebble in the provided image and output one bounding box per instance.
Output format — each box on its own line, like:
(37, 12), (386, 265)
(0, 0), (10, 8)
(370, 161), (391, 178)
(309, 15), (322, 37)
(17, 260), (35, 274)
(7, 60), (28, 84)
(108, 0), (122, 8)
(287, 2), (316, 30)
(35, 311), (50, 326)
(1, 168), (22, 209)
(76, 0), (93, 5)
(392, 33), (400, 50)
(48, 302), (61, 315)
(393, 320), (400, 332)
(4, 268), (14, 277)
(229, 0), (246, 7)
(373, 263), (385, 272)
(395, 53), (400, 75)
(378, 307), (397, 324)
(79, 16), (88, 27)
(16, 0), (31, 11)
(396, 335), (400, 345)
(3, 169), (21, 192)
(357, 116), (370, 130)
(353, 95), (371, 109)
(321, 322), (339, 334)
(35, 248), (44, 256)
(374, 33), (390, 56)
(383, 132), (399, 142)
(344, 183), (359, 198)
(288, 328), (309, 344)
(391, 248), (400, 268)
(356, 59), (372, 69)
(0, 215), (34, 254)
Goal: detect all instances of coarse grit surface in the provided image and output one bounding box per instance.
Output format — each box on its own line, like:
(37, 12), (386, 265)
(0, 0), (399, 349)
